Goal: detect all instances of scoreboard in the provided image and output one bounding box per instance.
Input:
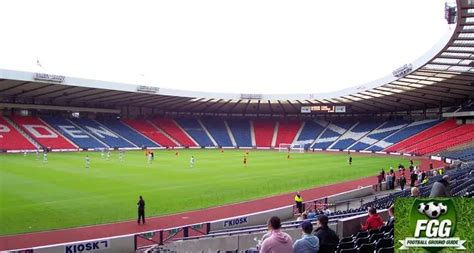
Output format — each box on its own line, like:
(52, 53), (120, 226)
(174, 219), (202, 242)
(301, 105), (346, 113)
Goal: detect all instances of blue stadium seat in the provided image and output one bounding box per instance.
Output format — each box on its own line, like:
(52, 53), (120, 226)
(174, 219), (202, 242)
(201, 119), (233, 147)
(70, 118), (136, 148)
(97, 119), (159, 148)
(227, 120), (252, 147)
(42, 116), (107, 149)
(174, 118), (214, 147)
(331, 121), (384, 150)
(368, 119), (440, 151)
(313, 121), (355, 150)
(295, 120), (327, 149)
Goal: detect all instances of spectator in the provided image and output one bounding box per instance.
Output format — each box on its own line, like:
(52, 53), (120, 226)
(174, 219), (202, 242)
(361, 207), (384, 231)
(399, 174), (406, 191)
(410, 171), (417, 187)
(293, 221), (319, 253)
(314, 215), (339, 253)
(421, 176), (429, 185)
(429, 175), (451, 197)
(386, 205), (395, 227)
(295, 192), (303, 214)
(260, 216), (294, 253)
(391, 171), (396, 189)
(255, 231), (272, 251)
(307, 209), (316, 220)
(386, 172), (394, 190)
(381, 169), (386, 181)
(137, 196), (145, 224)
(411, 187), (420, 197)
(377, 172), (384, 191)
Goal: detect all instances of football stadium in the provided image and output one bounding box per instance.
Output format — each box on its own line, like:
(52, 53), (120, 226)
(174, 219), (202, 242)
(1, 0), (474, 252)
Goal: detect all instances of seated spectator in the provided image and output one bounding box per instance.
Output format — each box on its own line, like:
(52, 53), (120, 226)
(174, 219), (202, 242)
(313, 215), (339, 253)
(307, 209), (316, 220)
(255, 231), (272, 251)
(411, 187), (420, 197)
(429, 175), (451, 197)
(361, 207), (384, 231)
(386, 204), (395, 227)
(323, 207), (331, 215)
(293, 221), (319, 253)
(260, 216), (294, 253)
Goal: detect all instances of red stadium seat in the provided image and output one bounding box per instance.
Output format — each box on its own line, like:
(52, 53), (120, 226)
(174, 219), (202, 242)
(9, 116), (77, 149)
(152, 118), (198, 147)
(274, 121), (301, 147)
(122, 119), (178, 147)
(253, 120), (275, 147)
(0, 116), (37, 150)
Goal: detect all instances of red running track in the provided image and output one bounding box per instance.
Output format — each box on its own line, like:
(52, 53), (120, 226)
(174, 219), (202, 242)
(0, 157), (443, 250)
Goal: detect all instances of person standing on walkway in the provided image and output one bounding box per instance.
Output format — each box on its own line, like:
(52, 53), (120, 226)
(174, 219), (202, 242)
(295, 192), (303, 214)
(137, 196), (145, 224)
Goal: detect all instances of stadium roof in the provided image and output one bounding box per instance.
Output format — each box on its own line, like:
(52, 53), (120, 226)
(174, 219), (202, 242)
(0, 0), (473, 115)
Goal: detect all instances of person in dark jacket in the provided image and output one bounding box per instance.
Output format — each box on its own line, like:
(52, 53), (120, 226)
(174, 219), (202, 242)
(429, 175), (451, 197)
(410, 171), (417, 187)
(399, 174), (407, 191)
(137, 196), (145, 224)
(314, 215), (339, 253)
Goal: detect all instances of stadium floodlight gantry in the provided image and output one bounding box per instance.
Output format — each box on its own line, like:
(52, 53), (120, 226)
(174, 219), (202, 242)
(0, 0), (473, 117)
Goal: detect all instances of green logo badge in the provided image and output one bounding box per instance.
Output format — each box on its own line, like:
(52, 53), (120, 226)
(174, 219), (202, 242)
(399, 199), (466, 251)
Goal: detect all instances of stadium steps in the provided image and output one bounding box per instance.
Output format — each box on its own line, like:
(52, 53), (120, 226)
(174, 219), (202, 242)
(387, 120), (457, 153)
(197, 119), (218, 146)
(347, 121), (388, 150)
(224, 120), (237, 147)
(271, 121), (279, 147)
(146, 120), (181, 146)
(249, 120), (256, 147)
(0, 116), (39, 150)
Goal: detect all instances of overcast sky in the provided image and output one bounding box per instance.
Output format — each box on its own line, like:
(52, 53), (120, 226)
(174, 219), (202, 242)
(0, 0), (448, 94)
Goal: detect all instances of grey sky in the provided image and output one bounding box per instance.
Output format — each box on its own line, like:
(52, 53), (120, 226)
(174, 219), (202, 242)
(0, 0), (448, 94)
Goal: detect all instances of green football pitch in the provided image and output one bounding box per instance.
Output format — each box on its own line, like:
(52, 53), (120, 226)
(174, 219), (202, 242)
(0, 149), (412, 235)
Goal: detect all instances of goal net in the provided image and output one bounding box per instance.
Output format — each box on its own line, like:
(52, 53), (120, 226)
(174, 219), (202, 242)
(278, 143), (304, 153)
